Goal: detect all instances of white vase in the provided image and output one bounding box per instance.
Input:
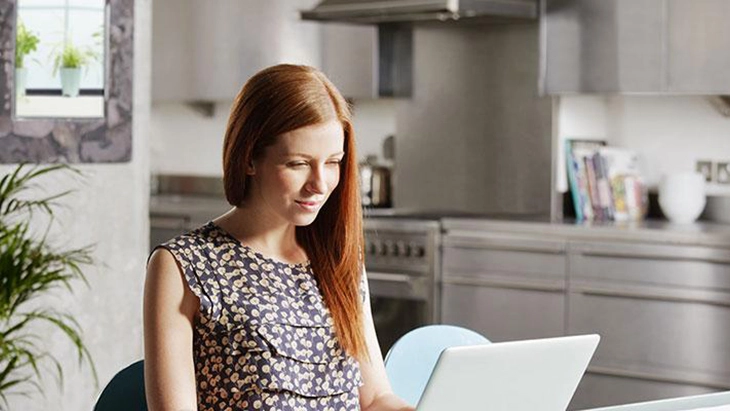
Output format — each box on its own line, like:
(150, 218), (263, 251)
(15, 67), (28, 97)
(60, 67), (82, 97)
(658, 172), (706, 224)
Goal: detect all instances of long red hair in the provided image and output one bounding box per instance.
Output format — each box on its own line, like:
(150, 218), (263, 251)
(221, 64), (367, 360)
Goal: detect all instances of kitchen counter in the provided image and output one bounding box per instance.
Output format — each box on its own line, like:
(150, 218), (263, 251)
(439, 215), (730, 409)
(441, 217), (730, 249)
(581, 390), (730, 411)
(150, 194), (230, 225)
(149, 196), (730, 248)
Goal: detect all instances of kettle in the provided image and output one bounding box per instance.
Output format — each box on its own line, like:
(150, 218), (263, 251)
(360, 155), (392, 208)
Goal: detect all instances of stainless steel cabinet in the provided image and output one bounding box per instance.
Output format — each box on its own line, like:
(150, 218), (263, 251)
(441, 233), (567, 342)
(567, 241), (730, 409)
(321, 23), (412, 99)
(542, 0), (664, 93)
(152, 0), (322, 102)
(321, 23), (377, 99)
(542, 0), (730, 94)
(666, 0), (730, 93)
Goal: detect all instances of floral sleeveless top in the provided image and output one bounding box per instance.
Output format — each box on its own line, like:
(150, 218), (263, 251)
(157, 222), (363, 411)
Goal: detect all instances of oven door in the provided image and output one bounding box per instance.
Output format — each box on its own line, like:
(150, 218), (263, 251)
(367, 271), (432, 357)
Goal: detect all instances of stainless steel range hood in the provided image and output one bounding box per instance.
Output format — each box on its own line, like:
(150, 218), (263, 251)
(301, 0), (537, 23)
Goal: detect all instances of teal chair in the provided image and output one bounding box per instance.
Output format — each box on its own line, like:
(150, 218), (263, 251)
(94, 360), (147, 411)
(383, 325), (490, 407)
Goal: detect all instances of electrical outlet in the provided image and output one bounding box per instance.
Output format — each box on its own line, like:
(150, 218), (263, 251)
(717, 162), (730, 184)
(696, 160), (713, 182)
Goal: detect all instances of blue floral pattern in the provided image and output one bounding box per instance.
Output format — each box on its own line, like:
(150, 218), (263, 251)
(156, 222), (363, 411)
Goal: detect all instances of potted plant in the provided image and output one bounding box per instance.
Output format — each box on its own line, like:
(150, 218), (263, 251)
(52, 42), (98, 98)
(0, 164), (96, 407)
(14, 20), (40, 97)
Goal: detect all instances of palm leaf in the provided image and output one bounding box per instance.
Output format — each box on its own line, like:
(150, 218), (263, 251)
(0, 164), (96, 404)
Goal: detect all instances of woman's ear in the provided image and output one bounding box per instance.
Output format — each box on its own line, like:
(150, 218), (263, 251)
(246, 161), (256, 175)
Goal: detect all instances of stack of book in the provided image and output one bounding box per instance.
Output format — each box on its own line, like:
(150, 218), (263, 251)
(565, 139), (647, 222)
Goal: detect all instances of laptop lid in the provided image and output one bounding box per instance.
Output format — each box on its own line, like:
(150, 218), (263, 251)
(416, 334), (600, 411)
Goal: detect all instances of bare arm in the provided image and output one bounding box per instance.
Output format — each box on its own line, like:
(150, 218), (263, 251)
(358, 273), (415, 411)
(143, 248), (199, 411)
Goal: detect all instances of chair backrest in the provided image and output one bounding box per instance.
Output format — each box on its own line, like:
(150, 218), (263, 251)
(94, 359), (147, 411)
(383, 325), (490, 407)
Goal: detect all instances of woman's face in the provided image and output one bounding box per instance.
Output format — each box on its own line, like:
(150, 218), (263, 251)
(248, 120), (345, 226)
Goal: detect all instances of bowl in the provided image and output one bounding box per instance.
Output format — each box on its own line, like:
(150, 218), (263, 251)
(658, 172), (706, 224)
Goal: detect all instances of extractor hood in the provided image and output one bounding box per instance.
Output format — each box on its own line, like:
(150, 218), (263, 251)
(301, 0), (537, 23)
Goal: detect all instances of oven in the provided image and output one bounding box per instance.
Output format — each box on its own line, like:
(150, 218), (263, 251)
(363, 218), (442, 356)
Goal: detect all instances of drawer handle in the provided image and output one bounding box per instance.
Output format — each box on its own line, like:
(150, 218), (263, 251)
(444, 275), (565, 292)
(575, 286), (730, 307)
(445, 240), (565, 254)
(367, 272), (414, 285)
(578, 250), (730, 265)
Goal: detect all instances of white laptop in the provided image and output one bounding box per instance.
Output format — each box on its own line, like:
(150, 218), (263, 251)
(416, 334), (600, 411)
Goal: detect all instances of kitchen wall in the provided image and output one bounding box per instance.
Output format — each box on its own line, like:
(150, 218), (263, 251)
(150, 98), (397, 177)
(150, 18), (552, 216)
(395, 22), (553, 214)
(150, 102), (230, 176)
(556, 95), (730, 196)
(0, 0), (151, 409)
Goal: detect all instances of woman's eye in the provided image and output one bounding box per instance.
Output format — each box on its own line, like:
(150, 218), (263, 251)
(287, 161), (308, 168)
(327, 159), (342, 166)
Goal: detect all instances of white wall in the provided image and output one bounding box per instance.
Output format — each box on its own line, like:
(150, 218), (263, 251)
(2, 0), (151, 409)
(150, 102), (230, 176)
(351, 98), (397, 161)
(150, 98), (397, 177)
(557, 95), (730, 196)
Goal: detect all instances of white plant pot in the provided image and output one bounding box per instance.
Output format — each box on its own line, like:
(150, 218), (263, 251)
(658, 172), (706, 224)
(15, 67), (28, 97)
(60, 68), (82, 97)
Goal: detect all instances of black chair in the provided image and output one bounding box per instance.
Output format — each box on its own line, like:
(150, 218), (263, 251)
(93, 359), (147, 411)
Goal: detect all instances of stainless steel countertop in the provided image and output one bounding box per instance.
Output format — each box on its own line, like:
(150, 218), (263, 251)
(150, 194), (230, 225)
(149, 196), (730, 248)
(442, 217), (730, 248)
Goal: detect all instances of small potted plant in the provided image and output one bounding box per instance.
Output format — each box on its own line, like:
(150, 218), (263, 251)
(0, 164), (96, 406)
(52, 41), (99, 97)
(14, 20), (40, 97)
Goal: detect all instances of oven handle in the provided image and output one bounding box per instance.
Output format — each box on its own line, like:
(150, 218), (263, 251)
(367, 272), (414, 284)
(366, 271), (429, 301)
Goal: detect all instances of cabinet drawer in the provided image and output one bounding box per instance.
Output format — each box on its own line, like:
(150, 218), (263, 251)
(569, 242), (730, 301)
(568, 372), (718, 410)
(443, 234), (566, 283)
(568, 291), (730, 388)
(441, 283), (565, 342)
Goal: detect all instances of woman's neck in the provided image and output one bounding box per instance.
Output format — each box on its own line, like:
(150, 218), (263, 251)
(214, 206), (306, 263)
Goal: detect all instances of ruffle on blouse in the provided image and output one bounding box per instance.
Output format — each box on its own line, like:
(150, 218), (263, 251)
(216, 318), (361, 399)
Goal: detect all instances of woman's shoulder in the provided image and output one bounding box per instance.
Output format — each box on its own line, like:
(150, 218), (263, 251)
(155, 222), (219, 251)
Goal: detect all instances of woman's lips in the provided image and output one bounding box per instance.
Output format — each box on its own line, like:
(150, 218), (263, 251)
(295, 200), (321, 212)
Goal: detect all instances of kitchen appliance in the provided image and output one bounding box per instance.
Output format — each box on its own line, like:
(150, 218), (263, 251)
(360, 155), (393, 208)
(364, 216), (442, 355)
(301, 0), (538, 23)
(364, 209), (503, 355)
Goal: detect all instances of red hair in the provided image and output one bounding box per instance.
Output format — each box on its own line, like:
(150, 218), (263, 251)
(222, 64), (366, 360)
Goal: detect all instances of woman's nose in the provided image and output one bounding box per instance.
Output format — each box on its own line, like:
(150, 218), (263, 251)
(306, 166), (327, 194)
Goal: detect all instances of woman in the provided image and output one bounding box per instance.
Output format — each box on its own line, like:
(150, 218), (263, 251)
(143, 64), (414, 411)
